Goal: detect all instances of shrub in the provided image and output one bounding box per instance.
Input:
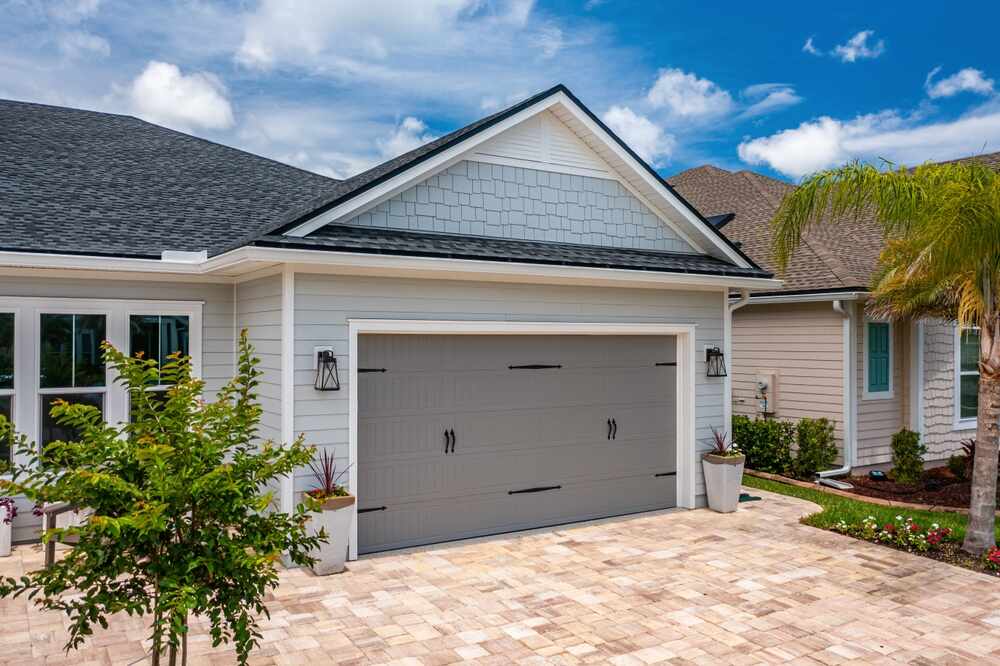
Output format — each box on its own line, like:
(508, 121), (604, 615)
(789, 417), (838, 480)
(948, 453), (968, 480)
(833, 514), (953, 553)
(732, 415), (793, 474)
(0, 332), (324, 666)
(890, 429), (926, 485)
(986, 546), (1000, 571)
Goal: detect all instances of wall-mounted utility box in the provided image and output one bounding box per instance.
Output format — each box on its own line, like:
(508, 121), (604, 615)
(755, 372), (777, 416)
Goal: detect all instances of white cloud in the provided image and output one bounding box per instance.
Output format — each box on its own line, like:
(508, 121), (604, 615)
(925, 66), (995, 98)
(48, 0), (102, 24)
(126, 61), (234, 131)
(738, 107), (1000, 178)
(645, 68), (733, 119)
(533, 24), (564, 58)
(57, 30), (110, 58)
(832, 30), (885, 63)
(740, 83), (802, 118)
(377, 116), (437, 159)
(602, 105), (674, 165)
(802, 36), (820, 55)
(235, 0), (534, 70)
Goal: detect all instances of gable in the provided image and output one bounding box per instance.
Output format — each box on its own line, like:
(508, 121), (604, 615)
(338, 159), (696, 253)
(281, 86), (755, 269)
(472, 110), (611, 177)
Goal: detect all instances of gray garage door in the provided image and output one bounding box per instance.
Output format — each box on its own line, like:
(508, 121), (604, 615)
(357, 334), (677, 554)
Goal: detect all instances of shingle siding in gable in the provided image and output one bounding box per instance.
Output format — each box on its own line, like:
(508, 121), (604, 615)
(341, 160), (696, 253)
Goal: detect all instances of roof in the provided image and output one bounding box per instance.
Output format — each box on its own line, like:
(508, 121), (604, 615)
(253, 224), (767, 278)
(667, 165), (882, 293)
(1, 90), (771, 281)
(0, 98), (341, 259)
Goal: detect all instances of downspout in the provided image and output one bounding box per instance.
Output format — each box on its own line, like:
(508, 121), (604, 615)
(818, 299), (856, 488)
(729, 288), (751, 313)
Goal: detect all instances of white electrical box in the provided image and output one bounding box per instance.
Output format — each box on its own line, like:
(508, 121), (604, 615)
(755, 373), (777, 415)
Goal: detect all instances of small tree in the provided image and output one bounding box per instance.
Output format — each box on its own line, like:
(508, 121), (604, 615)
(0, 331), (323, 665)
(890, 429), (926, 485)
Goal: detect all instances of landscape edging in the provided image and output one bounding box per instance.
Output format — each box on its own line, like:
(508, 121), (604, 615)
(743, 469), (1000, 516)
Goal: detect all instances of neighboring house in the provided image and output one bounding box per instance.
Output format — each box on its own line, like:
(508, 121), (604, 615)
(0, 86), (777, 553)
(669, 157), (1000, 473)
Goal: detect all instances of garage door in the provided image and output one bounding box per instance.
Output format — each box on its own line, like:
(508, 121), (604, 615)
(357, 334), (677, 554)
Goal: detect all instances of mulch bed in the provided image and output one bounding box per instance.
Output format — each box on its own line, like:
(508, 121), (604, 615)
(844, 467), (1000, 509)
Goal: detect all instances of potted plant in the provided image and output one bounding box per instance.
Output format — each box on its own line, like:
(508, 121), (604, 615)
(0, 496), (16, 557)
(306, 449), (354, 575)
(702, 427), (745, 513)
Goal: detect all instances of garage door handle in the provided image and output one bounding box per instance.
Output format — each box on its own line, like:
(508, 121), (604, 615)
(508, 485), (561, 495)
(449, 429), (456, 453)
(611, 418), (617, 440)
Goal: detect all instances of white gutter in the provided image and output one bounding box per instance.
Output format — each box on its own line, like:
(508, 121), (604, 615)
(0, 246), (783, 291)
(818, 299), (856, 483)
(734, 290), (867, 305)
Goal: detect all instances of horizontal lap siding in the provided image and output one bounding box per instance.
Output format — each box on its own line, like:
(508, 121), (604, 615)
(0, 275), (233, 542)
(731, 303), (845, 455)
(856, 315), (907, 466)
(235, 275), (282, 446)
(293, 274), (724, 505)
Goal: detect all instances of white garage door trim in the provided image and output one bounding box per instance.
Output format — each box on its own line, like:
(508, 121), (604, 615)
(346, 319), (698, 560)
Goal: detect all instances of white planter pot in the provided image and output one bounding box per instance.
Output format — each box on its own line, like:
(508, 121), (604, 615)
(702, 453), (746, 513)
(308, 495), (356, 575)
(0, 520), (10, 557)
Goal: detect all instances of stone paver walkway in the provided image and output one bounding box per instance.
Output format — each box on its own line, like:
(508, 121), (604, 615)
(3, 489), (1000, 665)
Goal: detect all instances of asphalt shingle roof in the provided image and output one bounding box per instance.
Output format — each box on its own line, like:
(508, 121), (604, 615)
(254, 224), (767, 277)
(0, 99), (341, 258)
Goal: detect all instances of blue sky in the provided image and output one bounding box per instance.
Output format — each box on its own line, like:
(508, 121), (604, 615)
(3, 0), (999, 182)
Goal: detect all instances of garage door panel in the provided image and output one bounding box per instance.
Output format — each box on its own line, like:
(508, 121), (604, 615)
(358, 333), (678, 554)
(359, 473), (677, 554)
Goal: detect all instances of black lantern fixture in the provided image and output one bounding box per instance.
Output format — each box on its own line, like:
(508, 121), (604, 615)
(705, 346), (727, 377)
(314, 349), (341, 391)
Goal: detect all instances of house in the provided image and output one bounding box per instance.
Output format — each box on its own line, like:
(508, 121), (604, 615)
(0, 86), (778, 554)
(669, 158), (1000, 473)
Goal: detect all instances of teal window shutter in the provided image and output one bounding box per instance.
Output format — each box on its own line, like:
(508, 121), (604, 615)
(867, 322), (890, 393)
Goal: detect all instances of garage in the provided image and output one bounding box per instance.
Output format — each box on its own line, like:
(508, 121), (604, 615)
(356, 332), (678, 554)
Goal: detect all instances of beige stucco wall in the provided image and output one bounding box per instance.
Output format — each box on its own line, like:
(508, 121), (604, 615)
(731, 302), (845, 457)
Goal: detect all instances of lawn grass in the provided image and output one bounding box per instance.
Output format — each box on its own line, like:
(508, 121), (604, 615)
(742, 473), (1000, 543)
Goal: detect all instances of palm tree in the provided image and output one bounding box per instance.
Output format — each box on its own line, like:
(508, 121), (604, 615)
(771, 158), (1000, 555)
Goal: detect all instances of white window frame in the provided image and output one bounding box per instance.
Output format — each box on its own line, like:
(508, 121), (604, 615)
(0, 308), (18, 472)
(862, 318), (894, 400)
(0, 297), (203, 465)
(954, 325), (979, 431)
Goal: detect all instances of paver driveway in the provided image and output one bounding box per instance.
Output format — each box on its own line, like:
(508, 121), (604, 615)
(3, 488), (1000, 665)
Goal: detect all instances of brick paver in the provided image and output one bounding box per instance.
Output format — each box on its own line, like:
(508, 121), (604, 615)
(2, 488), (999, 664)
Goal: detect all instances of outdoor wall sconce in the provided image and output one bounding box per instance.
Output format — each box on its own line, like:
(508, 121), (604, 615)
(705, 346), (727, 378)
(314, 349), (341, 391)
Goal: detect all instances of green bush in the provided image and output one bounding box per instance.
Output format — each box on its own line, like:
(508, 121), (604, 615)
(732, 415), (793, 474)
(890, 428), (926, 485)
(948, 453), (967, 480)
(789, 417), (838, 480)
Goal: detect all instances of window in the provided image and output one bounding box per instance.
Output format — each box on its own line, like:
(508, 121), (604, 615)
(38, 313), (107, 447)
(0, 312), (13, 465)
(129, 315), (190, 420)
(958, 328), (980, 423)
(865, 321), (892, 396)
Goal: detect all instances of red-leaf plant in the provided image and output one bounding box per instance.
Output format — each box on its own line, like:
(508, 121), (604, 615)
(307, 448), (351, 501)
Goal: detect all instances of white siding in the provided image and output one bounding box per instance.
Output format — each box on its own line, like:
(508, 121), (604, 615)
(293, 274), (725, 504)
(922, 319), (975, 460)
(235, 275), (283, 445)
(731, 302), (845, 456)
(0, 275), (233, 542)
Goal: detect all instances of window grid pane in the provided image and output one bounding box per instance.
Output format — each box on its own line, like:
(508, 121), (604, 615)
(960, 329), (980, 373)
(129, 315), (189, 385)
(0, 395), (11, 464)
(40, 314), (106, 389)
(0, 313), (12, 390)
(39, 392), (104, 448)
(960, 374), (979, 420)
